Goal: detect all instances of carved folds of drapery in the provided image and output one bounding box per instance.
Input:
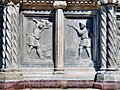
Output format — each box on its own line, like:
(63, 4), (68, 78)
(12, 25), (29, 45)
(99, 0), (118, 70)
(2, 1), (19, 70)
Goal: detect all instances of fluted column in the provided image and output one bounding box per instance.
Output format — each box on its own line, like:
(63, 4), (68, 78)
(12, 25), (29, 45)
(53, 1), (67, 73)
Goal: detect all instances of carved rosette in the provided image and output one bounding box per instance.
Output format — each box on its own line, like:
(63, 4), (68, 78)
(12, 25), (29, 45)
(100, 5), (107, 69)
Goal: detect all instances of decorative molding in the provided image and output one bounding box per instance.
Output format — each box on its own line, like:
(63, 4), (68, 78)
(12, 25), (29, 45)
(19, 0), (99, 10)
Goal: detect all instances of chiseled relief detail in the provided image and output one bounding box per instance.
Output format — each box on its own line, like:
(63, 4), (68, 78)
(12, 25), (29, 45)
(68, 23), (91, 59)
(26, 18), (53, 61)
(65, 19), (93, 67)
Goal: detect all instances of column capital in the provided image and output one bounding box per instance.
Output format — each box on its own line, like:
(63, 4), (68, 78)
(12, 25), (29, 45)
(98, 0), (118, 5)
(53, 1), (67, 9)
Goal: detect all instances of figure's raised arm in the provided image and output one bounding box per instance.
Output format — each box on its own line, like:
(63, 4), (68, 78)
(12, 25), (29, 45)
(68, 24), (78, 31)
(68, 24), (82, 37)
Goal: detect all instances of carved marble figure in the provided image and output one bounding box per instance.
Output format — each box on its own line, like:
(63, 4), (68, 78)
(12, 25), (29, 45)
(68, 23), (92, 59)
(26, 18), (52, 59)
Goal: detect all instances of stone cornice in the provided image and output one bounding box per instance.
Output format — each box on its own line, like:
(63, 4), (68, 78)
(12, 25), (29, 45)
(0, 0), (99, 10)
(20, 0), (99, 10)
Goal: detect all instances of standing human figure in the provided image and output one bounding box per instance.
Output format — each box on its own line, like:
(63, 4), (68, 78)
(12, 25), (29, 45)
(68, 22), (91, 59)
(26, 18), (51, 59)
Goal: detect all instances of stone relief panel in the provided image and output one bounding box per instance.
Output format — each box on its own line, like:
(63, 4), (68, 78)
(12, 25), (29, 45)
(20, 14), (54, 67)
(64, 17), (94, 67)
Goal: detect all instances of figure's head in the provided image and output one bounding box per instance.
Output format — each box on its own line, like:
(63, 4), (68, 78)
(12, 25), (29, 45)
(79, 23), (86, 30)
(32, 18), (45, 29)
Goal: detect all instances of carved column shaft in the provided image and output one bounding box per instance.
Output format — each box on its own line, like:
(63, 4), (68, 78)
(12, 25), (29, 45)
(2, 1), (19, 70)
(107, 5), (117, 69)
(100, 5), (107, 69)
(5, 2), (13, 69)
(53, 1), (67, 72)
(2, 6), (7, 69)
(99, 0), (118, 70)
(55, 9), (64, 69)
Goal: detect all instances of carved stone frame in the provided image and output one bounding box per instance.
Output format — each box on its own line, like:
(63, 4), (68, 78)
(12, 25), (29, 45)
(19, 10), (54, 67)
(19, 9), (99, 70)
(64, 10), (99, 68)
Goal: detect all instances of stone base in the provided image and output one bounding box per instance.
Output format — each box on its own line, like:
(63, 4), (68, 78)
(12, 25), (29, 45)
(21, 68), (96, 80)
(95, 70), (120, 90)
(0, 80), (119, 90)
(0, 69), (120, 89)
(3, 71), (22, 80)
(96, 70), (120, 81)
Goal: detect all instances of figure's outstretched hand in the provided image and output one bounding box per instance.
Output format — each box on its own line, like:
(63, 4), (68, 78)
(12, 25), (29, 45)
(67, 24), (73, 27)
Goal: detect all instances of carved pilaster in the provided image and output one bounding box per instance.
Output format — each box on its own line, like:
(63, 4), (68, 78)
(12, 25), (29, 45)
(53, 1), (67, 73)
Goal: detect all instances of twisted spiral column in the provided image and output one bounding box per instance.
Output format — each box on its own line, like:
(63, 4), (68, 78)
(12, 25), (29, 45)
(2, 7), (7, 69)
(5, 2), (13, 69)
(107, 5), (117, 69)
(11, 4), (19, 69)
(100, 6), (107, 69)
